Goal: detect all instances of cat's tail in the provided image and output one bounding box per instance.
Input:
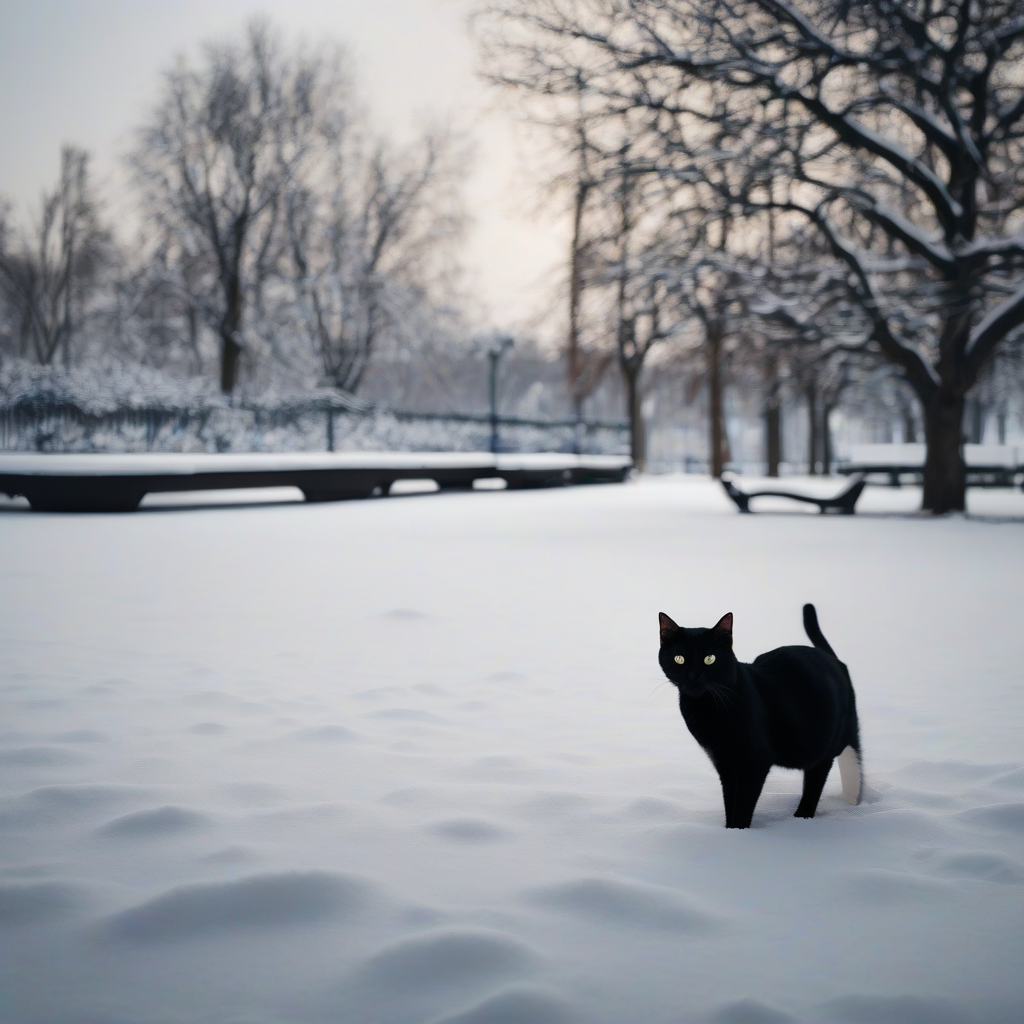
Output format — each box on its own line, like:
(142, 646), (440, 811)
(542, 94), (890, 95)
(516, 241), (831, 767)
(802, 603), (837, 658)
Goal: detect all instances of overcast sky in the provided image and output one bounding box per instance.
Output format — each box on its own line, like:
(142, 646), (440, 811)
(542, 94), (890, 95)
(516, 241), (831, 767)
(0, 0), (565, 331)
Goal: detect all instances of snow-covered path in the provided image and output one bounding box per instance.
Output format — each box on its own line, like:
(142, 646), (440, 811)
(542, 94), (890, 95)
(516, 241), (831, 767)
(2, 478), (1023, 1024)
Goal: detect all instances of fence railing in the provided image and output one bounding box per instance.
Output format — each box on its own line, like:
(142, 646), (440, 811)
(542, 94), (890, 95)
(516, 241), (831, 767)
(0, 398), (629, 457)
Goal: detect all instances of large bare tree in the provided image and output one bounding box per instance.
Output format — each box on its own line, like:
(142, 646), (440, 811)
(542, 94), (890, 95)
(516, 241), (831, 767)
(130, 21), (344, 393)
(283, 127), (464, 394)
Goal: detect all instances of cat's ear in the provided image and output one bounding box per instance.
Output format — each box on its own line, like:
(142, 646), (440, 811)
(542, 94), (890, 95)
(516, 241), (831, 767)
(659, 612), (680, 646)
(713, 612), (733, 636)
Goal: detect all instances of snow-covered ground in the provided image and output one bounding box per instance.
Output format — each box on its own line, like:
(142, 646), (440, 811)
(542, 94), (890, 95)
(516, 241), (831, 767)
(1, 477), (1023, 1024)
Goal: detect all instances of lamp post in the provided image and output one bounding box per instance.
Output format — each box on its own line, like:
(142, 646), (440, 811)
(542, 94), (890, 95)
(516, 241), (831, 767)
(488, 334), (514, 454)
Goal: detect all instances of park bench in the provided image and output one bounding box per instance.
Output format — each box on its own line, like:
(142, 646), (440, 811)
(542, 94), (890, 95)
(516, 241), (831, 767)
(0, 452), (632, 513)
(837, 444), (1022, 487)
(721, 472), (867, 514)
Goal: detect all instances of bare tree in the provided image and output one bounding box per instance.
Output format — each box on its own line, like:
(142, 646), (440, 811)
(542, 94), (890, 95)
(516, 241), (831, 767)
(481, 26), (716, 469)
(591, 145), (678, 469)
(130, 21), (345, 393)
(0, 147), (109, 367)
(752, 225), (879, 474)
(679, 254), (761, 477)
(562, 94), (616, 422)
(283, 127), (464, 394)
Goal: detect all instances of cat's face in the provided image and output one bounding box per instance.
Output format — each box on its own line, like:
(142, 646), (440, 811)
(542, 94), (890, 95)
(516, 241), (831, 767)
(657, 612), (735, 697)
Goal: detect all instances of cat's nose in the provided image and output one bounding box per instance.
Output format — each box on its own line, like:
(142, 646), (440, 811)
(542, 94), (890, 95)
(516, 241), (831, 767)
(688, 671), (695, 680)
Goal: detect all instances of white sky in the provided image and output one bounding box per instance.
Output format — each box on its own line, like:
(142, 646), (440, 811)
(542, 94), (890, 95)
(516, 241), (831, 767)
(0, 0), (567, 332)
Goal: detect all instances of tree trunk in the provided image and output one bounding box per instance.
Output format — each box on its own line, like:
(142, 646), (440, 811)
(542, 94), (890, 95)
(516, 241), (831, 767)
(220, 332), (243, 393)
(624, 363), (646, 472)
(967, 398), (985, 444)
(765, 398), (781, 477)
(567, 178), (588, 417)
(805, 379), (819, 475)
(220, 271), (244, 394)
(764, 361), (781, 477)
(822, 404), (835, 475)
(902, 406), (918, 443)
(922, 387), (966, 513)
(708, 325), (727, 478)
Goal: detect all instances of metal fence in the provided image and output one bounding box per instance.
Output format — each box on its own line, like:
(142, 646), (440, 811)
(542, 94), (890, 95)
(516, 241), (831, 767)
(0, 398), (629, 457)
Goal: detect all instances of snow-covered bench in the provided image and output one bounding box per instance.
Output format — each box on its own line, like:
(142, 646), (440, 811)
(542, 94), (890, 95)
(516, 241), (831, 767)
(837, 444), (1022, 487)
(0, 452), (632, 512)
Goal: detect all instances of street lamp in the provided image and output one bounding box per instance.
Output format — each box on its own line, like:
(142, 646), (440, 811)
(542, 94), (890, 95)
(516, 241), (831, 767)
(487, 333), (514, 454)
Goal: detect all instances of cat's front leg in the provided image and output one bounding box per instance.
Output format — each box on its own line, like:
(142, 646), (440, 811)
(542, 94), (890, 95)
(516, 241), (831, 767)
(718, 761), (770, 829)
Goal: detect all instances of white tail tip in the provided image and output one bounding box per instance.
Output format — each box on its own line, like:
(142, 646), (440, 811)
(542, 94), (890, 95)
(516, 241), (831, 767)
(837, 745), (862, 805)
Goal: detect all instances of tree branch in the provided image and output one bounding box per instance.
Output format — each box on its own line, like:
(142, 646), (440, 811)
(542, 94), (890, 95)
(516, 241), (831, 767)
(966, 280), (1024, 377)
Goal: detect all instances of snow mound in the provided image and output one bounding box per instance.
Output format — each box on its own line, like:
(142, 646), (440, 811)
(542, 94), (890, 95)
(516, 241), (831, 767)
(93, 805), (212, 840)
(104, 870), (378, 941)
(526, 875), (720, 932)
(352, 928), (542, 993)
(431, 985), (579, 1024)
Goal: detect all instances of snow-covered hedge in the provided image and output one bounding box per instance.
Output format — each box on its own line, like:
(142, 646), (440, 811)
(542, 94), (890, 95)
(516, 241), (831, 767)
(0, 360), (628, 455)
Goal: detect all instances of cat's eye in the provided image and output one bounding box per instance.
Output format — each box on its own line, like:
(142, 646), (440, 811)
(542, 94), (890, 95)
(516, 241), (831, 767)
(704, 654), (716, 666)
(673, 655), (685, 665)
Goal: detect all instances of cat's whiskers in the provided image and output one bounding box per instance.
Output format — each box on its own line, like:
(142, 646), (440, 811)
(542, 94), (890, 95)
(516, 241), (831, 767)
(706, 682), (736, 710)
(703, 683), (727, 711)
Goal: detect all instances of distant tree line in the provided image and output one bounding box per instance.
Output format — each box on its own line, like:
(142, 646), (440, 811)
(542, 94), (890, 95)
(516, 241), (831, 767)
(0, 22), (467, 400)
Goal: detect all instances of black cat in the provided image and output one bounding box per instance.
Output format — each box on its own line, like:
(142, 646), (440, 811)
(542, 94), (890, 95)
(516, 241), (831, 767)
(657, 605), (861, 829)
